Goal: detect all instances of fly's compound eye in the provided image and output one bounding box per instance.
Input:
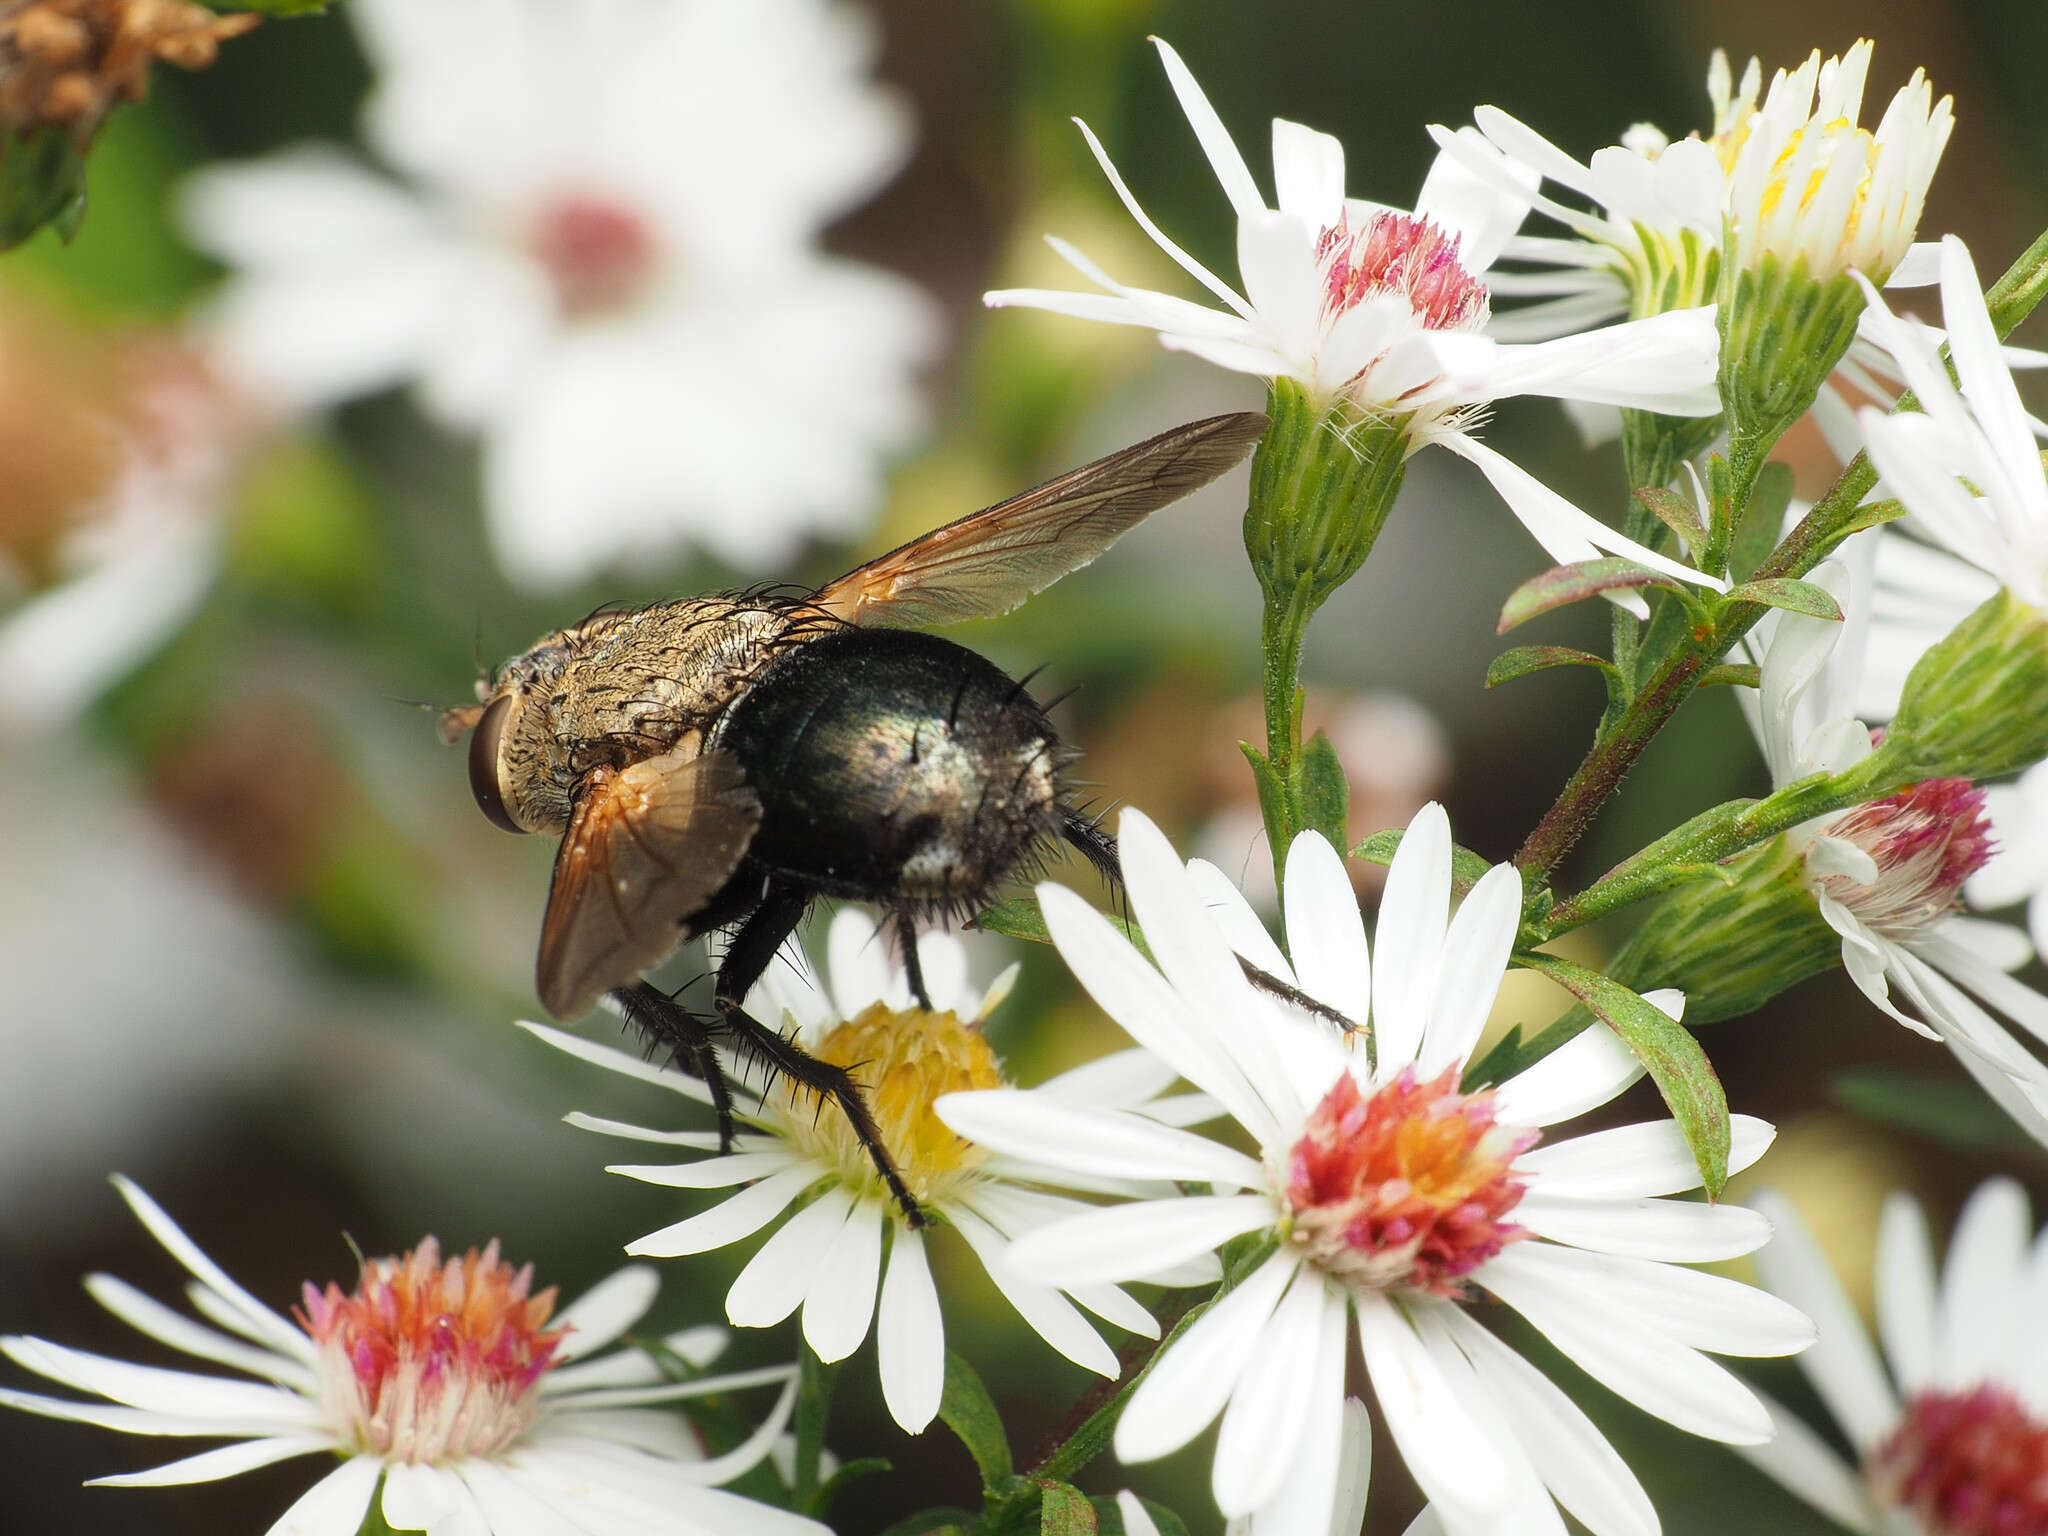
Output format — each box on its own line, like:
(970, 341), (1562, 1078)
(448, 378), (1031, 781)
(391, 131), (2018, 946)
(469, 694), (525, 834)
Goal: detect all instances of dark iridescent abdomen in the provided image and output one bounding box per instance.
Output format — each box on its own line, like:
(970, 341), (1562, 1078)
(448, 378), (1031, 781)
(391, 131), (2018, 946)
(712, 628), (1064, 913)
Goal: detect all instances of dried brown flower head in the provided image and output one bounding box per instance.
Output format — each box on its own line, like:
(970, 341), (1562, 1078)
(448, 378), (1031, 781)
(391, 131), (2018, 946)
(0, 0), (257, 140)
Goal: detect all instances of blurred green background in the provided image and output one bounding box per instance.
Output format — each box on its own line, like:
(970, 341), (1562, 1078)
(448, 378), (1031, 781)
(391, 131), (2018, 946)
(4, 0), (2047, 1531)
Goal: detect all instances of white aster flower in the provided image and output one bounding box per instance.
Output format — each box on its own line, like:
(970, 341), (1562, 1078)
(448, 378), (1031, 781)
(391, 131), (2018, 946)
(1740, 1179), (2048, 1536)
(1114, 1400), (1371, 1536)
(0, 338), (251, 730)
(1742, 558), (2048, 1141)
(182, 0), (939, 592)
(1856, 235), (2048, 609)
(523, 909), (1214, 1435)
(939, 804), (1810, 1536)
(0, 1177), (822, 1536)
(985, 36), (1724, 593)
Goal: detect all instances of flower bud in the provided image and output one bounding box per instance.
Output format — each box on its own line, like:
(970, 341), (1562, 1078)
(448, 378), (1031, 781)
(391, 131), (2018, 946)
(1887, 588), (2048, 783)
(1244, 377), (1408, 613)
(1717, 258), (1868, 464)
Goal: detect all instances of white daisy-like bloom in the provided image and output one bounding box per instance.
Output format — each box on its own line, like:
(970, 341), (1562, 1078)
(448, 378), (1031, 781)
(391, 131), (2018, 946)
(0, 340), (251, 730)
(938, 804), (1812, 1536)
(985, 36), (1725, 595)
(0, 1177), (824, 1536)
(521, 908), (1216, 1436)
(1739, 1179), (2048, 1536)
(1114, 1399), (1371, 1536)
(182, 0), (940, 593)
(1740, 556), (2048, 1142)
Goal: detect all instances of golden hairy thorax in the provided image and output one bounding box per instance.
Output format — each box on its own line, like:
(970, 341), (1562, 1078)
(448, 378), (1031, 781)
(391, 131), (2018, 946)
(487, 596), (822, 835)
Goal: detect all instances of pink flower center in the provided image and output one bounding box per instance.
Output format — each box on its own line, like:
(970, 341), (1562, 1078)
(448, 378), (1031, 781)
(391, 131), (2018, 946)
(528, 193), (660, 319)
(1283, 1065), (1537, 1297)
(1814, 778), (1996, 938)
(296, 1237), (566, 1463)
(1315, 210), (1489, 334)
(1870, 1386), (2048, 1536)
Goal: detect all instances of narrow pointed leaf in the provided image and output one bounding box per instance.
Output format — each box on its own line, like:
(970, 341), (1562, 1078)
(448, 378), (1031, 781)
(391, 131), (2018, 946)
(1351, 829), (1495, 895)
(1512, 952), (1731, 1195)
(1635, 486), (1706, 554)
(938, 1352), (1013, 1490)
(1040, 1481), (1099, 1535)
(974, 898), (1150, 961)
(1728, 460), (1794, 581)
(1486, 646), (1622, 690)
(1724, 578), (1843, 621)
(1699, 663), (1762, 688)
(1297, 730), (1350, 852)
(1498, 559), (1686, 632)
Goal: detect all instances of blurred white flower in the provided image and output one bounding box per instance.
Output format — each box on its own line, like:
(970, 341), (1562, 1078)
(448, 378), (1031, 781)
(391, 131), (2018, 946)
(1742, 558), (2048, 1141)
(523, 909), (1215, 1435)
(941, 806), (1807, 1536)
(0, 338), (251, 730)
(183, 0), (940, 592)
(1740, 1180), (2048, 1536)
(987, 37), (1724, 593)
(0, 1177), (821, 1536)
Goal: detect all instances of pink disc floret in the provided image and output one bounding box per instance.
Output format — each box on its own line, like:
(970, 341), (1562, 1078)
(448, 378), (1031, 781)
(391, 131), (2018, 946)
(1283, 1064), (1538, 1297)
(1815, 777), (1996, 938)
(529, 192), (660, 319)
(297, 1237), (566, 1464)
(1871, 1385), (2048, 1536)
(1316, 210), (1490, 335)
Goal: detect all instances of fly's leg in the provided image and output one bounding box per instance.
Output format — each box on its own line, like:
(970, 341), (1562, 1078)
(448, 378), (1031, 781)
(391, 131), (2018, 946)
(713, 885), (925, 1227)
(608, 982), (739, 1152)
(894, 908), (933, 1012)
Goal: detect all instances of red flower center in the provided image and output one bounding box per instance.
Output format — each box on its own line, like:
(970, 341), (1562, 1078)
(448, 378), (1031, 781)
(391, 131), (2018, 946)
(1871, 1385), (2048, 1536)
(1283, 1065), (1537, 1296)
(1816, 777), (1996, 937)
(297, 1237), (566, 1462)
(529, 193), (660, 319)
(1316, 210), (1489, 334)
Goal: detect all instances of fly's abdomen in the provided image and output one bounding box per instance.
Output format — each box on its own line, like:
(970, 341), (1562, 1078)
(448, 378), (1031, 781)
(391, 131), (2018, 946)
(713, 629), (1064, 912)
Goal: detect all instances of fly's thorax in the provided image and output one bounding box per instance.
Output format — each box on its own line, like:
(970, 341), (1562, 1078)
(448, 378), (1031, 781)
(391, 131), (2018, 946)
(475, 597), (814, 835)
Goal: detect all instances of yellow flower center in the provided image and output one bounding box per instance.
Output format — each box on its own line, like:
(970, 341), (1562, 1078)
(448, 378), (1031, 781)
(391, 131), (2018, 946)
(779, 1002), (1003, 1209)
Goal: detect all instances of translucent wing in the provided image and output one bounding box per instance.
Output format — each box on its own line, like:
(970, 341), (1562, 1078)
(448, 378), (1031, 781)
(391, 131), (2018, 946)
(536, 745), (761, 1018)
(812, 410), (1266, 628)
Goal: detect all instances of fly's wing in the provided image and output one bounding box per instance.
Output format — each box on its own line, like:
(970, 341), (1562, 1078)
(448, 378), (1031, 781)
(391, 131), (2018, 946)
(536, 745), (762, 1018)
(811, 410), (1265, 628)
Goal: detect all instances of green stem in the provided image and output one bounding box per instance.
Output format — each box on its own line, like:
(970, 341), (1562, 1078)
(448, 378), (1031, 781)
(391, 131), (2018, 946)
(793, 1343), (837, 1510)
(1515, 226), (2048, 882)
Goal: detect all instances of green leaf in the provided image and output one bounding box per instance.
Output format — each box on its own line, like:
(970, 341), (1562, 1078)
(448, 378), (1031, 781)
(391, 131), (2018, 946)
(1634, 485), (1706, 555)
(1834, 1067), (2047, 1157)
(809, 1458), (892, 1519)
(1512, 952), (1731, 1195)
(1240, 739), (1290, 863)
(1699, 663), (1762, 689)
(1091, 1497), (1191, 1536)
(1830, 496), (1908, 541)
(1039, 1481), (1098, 1535)
(938, 1351), (1013, 1490)
(1724, 577), (1843, 621)
(1497, 558), (1686, 632)
(1297, 730), (1349, 852)
(1485, 645), (1621, 690)
(0, 129), (88, 250)
(1728, 459), (1794, 581)
(876, 1517), (973, 1536)
(1350, 828), (1494, 895)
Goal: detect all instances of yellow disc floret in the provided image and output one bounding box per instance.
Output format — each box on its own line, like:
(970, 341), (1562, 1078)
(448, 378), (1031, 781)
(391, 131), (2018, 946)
(779, 1002), (1003, 1210)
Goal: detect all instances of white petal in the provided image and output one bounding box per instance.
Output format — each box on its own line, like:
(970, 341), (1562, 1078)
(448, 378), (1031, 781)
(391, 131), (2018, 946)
(1514, 1193), (1771, 1262)
(1492, 1024), (1644, 1126)
(519, 1019), (716, 1106)
(876, 1227), (945, 1432)
(1353, 1292), (1513, 1522)
(935, 1090), (1262, 1188)
(1212, 1272), (1342, 1516)
(0, 1336), (324, 1426)
(1517, 1115), (1776, 1198)
(89, 1434), (334, 1488)
(1732, 1391), (1875, 1532)
(607, 1152), (797, 1190)
(1150, 37), (1267, 219)
(1271, 118), (1346, 227)
(1004, 1196), (1276, 1287)
(1282, 832), (1371, 1027)
(1416, 862), (1521, 1076)
(263, 1456), (382, 1536)
(110, 1177), (313, 1362)
(950, 1208), (1117, 1376)
(383, 1462), (489, 1536)
(1935, 1177), (2031, 1389)
(83, 1275), (311, 1389)
(542, 1267), (662, 1366)
(1237, 210), (1322, 362)
(802, 1199), (884, 1363)
(1373, 803), (1453, 1070)
(1188, 858), (1293, 981)
(1876, 1191), (1938, 1390)
(1748, 1192), (1897, 1451)
(1500, 1242), (1815, 1356)
(1037, 1047), (1184, 1111)
(627, 1165), (817, 1258)
(727, 1188), (855, 1330)
(1116, 1250), (1299, 1461)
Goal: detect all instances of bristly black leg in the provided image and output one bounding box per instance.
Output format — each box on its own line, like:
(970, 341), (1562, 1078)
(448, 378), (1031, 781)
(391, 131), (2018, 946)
(712, 884), (925, 1228)
(1060, 805), (1121, 886)
(894, 909), (932, 1011)
(1239, 957), (1366, 1037)
(609, 982), (739, 1151)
